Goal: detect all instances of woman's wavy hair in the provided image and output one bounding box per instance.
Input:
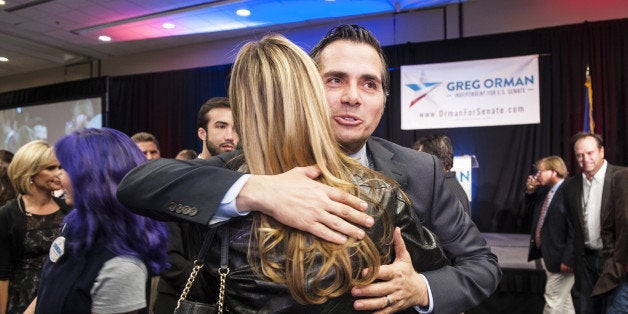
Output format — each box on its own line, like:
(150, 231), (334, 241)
(55, 128), (168, 274)
(229, 34), (394, 304)
(8, 140), (55, 195)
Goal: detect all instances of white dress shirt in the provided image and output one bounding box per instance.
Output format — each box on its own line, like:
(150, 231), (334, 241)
(582, 160), (607, 250)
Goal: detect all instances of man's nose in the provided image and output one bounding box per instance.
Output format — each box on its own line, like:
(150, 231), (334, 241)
(341, 83), (361, 107)
(224, 128), (235, 140)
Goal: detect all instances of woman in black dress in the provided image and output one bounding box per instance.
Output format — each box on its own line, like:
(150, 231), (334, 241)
(0, 140), (70, 313)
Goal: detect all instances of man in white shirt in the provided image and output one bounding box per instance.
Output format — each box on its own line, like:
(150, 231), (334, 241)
(563, 132), (626, 313)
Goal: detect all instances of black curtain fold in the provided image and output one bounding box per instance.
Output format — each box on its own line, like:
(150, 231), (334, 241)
(0, 78), (107, 109)
(107, 64), (232, 157)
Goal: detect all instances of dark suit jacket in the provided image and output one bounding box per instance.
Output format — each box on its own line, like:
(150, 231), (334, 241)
(563, 163), (625, 277)
(445, 171), (471, 216)
(117, 154), (243, 225)
(592, 169), (628, 296)
(526, 182), (575, 273)
(366, 137), (501, 314)
(118, 139), (501, 314)
(153, 222), (209, 314)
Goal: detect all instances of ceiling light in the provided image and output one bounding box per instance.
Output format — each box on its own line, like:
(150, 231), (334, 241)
(236, 9), (250, 17)
(0, 1), (5, 5)
(98, 35), (112, 42)
(162, 23), (176, 29)
(0, 57), (8, 62)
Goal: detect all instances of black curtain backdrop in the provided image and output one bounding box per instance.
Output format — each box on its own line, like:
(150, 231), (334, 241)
(107, 64), (233, 157)
(0, 78), (107, 110)
(0, 18), (625, 233)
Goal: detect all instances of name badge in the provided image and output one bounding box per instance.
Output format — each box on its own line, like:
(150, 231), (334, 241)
(49, 236), (66, 262)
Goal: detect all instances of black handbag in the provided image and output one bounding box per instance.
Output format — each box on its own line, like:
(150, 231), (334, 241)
(174, 225), (230, 314)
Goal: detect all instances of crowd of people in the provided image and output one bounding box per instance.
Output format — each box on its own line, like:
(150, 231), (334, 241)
(0, 24), (624, 314)
(524, 133), (627, 313)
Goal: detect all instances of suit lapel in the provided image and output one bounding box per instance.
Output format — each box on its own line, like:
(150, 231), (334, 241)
(601, 164), (616, 219)
(366, 138), (408, 189)
(571, 175), (586, 229)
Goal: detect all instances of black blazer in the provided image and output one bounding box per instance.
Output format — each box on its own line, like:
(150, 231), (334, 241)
(526, 182), (575, 273)
(563, 163), (626, 272)
(593, 169), (628, 296)
(117, 153), (243, 225)
(445, 171), (471, 216)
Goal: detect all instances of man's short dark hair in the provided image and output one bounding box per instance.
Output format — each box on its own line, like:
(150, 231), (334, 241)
(197, 97), (231, 130)
(175, 149), (198, 160)
(131, 132), (159, 149)
(309, 24), (390, 97)
(413, 134), (454, 171)
(570, 132), (604, 149)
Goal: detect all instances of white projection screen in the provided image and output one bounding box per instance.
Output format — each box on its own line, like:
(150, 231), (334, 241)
(0, 97), (102, 153)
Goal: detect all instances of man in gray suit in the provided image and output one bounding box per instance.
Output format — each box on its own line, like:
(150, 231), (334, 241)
(118, 25), (500, 314)
(563, 132), (626, 313)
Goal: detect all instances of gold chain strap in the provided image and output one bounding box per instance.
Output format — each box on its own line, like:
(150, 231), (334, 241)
(175, 260), (204, 310)
(217, 266), (230, 314)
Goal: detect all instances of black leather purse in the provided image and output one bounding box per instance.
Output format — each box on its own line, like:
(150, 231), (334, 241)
(174, 225), (230, 314)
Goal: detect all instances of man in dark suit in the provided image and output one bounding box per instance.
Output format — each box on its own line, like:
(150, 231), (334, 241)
(563, 132), (626, 313)
(154, 98), (240, 314)
(592, 169), (628, 312)
(309, 24), (499, 313)
(413, 134), (472, 216)
(118, 25), (500, 314)
(526, 156), (575, 313)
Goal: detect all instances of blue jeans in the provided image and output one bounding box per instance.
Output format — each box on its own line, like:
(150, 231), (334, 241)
(579, 253), (605, 314)
(606, 279), (628, 314)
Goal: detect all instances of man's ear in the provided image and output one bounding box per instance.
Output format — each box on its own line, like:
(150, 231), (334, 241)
(197, 128), (206, 141)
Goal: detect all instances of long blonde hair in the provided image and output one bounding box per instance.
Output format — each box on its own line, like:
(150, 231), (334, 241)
(229, 34), (390, 304)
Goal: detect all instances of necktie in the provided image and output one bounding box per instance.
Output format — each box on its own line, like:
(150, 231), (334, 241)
(535, 189), (553, 248)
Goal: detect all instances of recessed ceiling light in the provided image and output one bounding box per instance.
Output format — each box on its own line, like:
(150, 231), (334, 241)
(0, 57), (8, 62)
(98, 35), (112, 42)
(0, 1), (6, 5)
(236, 9), (250, 17)
(162, 23), (175, 29)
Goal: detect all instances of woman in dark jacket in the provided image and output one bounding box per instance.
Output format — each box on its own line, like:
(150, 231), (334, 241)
(197, 34), (448, 313)
(33, 128), (169, 313)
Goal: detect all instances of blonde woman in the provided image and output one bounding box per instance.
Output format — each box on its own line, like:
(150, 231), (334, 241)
(193, 34), (448, 313)
(0, 141), (70, 314)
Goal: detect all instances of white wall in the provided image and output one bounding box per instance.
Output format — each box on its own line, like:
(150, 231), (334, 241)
(2, 0), (627, 93)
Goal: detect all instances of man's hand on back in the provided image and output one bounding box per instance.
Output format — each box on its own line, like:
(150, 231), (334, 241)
(237, 165), (373, 244)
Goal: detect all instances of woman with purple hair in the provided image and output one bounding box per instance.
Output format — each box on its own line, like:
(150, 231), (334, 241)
(32, 128), (169, 314)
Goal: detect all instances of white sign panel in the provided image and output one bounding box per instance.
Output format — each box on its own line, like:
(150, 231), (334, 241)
(452, 155), (472, 201)
(400, 55), (540, 130)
